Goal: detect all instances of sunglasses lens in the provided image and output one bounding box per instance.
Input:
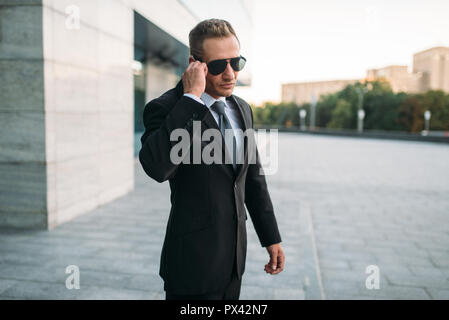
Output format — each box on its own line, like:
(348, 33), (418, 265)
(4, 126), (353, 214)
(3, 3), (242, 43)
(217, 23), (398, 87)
(231, 57), (246, 71)
(207, 56), (246, 75)
(208, 60), (227, 75)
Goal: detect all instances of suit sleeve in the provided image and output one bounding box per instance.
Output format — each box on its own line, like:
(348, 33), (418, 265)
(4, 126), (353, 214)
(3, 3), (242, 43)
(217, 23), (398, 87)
(139, 95), (209, 183)
(244, 106), (282, 248)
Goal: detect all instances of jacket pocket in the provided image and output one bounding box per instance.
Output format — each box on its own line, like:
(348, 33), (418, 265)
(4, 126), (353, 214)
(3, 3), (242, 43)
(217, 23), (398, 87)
(171, 207), (212, 237)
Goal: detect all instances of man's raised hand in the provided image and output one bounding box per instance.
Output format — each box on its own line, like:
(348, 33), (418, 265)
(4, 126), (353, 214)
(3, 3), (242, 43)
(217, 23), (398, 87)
(182, 60), (208, 99)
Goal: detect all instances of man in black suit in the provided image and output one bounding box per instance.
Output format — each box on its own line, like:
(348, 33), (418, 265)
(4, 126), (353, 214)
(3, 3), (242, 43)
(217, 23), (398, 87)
(139, 19), (284, 300)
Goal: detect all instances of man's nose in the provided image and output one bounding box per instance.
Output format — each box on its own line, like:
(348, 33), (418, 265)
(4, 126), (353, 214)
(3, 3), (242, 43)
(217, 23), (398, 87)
(222, 62), (235, 79)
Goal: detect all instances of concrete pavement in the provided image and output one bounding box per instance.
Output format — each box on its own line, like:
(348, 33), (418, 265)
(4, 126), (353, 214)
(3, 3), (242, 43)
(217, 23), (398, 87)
(1, 132), (448, 299)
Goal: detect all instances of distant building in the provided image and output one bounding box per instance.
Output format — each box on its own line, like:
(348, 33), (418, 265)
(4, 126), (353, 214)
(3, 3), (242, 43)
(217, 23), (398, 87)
(413, 47), (449, 93)
(282, 46), (449, 104)
(366, 65), (424, 93)
(282, 79), (359, 105)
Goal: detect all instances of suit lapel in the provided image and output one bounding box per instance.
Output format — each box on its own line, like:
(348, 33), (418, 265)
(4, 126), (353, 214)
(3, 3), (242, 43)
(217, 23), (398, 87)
(227, 95), (249, 181)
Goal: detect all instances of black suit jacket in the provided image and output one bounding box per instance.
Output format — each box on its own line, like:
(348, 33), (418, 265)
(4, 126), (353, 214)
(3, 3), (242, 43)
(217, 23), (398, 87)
(139, 79), (282, 295)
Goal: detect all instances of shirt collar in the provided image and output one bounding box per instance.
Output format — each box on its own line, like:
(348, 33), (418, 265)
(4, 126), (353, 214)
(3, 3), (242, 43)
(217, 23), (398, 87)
(200, 92), (228, 109)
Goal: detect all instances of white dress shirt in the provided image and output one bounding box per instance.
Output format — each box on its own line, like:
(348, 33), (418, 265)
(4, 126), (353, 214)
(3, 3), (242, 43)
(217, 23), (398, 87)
(184, 92), (244, 165)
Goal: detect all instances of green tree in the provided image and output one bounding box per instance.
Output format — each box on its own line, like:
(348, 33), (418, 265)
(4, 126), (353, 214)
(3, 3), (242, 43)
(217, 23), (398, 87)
(316, 93), (338, 128)
(397, 95), (423, 132)
(252, 80), (449, 132)
(420, 90), (449, 130)
(363, 90), (406, 131)
(327, 99), (352, 129)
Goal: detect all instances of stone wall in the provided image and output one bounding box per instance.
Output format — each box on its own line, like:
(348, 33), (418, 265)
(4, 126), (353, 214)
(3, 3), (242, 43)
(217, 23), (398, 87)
(0, 0), (134, 228)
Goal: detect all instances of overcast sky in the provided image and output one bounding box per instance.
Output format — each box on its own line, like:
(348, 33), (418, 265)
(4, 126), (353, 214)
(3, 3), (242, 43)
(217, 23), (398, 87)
(234, 0), (449, 105)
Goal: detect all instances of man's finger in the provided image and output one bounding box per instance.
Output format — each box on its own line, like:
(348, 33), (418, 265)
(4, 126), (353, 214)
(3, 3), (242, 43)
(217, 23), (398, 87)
(270, 250), (278, 270)
(278, 250), (284, 269)
(281, 254), (285, 270)
(265, 264), (280, 275)
(264, 263), (274, 274)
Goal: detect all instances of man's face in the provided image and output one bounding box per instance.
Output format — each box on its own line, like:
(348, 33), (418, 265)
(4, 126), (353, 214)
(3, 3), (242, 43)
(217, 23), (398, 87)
(190, 35), (240, 99)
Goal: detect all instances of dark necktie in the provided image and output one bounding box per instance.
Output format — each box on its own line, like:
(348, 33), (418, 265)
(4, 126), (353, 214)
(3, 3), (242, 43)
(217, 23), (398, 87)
(210, 100), (237, 171)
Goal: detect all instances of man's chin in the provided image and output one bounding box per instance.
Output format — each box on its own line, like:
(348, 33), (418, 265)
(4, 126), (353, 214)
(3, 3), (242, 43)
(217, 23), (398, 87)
(207, 86), (234, 98)
(217, 87), (234, 97)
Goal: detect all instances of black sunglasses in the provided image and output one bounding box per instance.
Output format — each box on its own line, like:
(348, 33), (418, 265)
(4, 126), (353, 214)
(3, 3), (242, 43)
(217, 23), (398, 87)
(193, 55), (246, 75)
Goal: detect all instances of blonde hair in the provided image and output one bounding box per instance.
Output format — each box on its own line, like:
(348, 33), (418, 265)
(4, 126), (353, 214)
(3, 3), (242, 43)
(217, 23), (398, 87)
(189, 18), (240, 60)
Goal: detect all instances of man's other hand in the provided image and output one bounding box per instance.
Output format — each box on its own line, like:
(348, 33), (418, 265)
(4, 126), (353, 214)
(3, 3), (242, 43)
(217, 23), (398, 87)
(264, 243), (285, 275)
